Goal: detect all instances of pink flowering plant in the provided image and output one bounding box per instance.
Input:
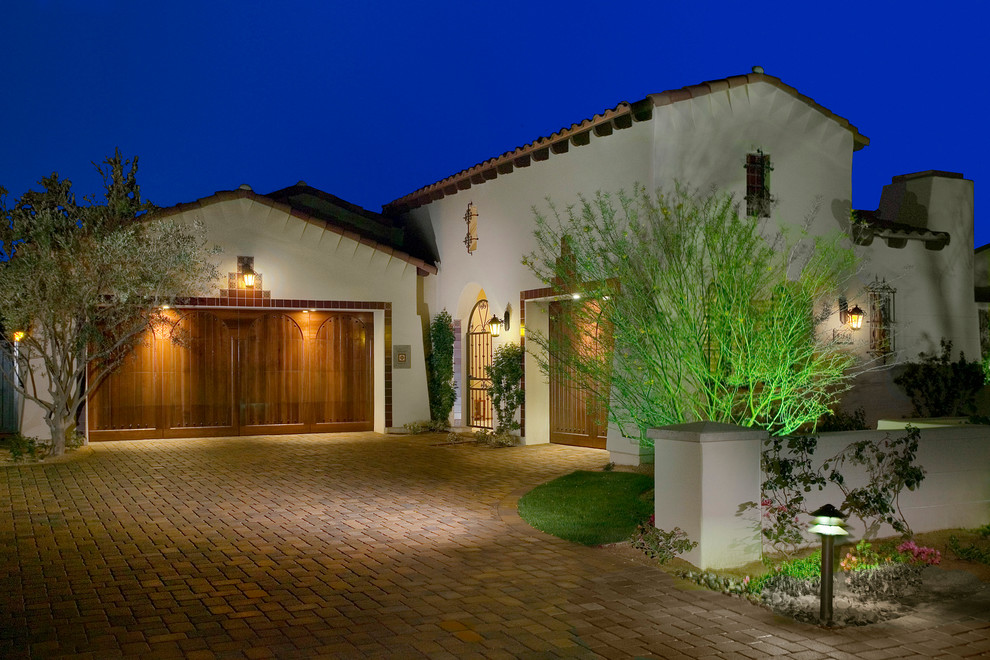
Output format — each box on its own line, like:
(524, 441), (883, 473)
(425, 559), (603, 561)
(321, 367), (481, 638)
(896, 540), (941, 566)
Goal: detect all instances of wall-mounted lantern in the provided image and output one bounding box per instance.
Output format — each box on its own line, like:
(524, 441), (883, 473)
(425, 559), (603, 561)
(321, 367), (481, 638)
(237, 256), (258, 288)
(847, 305), (864, 330)
(809, 504), (849, 626)
(839, 298), (864, 330)
(487, 310), (510, 337)
(11, 330), (26, 343)
(242, 267), (256, 288)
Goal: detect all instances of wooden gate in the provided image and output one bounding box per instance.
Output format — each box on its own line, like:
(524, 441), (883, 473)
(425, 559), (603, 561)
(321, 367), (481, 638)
(88, 309), (374, 440)
(466, 299), (493, 429)
(549, 300), (608, 448)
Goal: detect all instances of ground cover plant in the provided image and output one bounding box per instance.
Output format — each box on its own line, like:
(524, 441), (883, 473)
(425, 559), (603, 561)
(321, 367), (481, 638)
(517, 470), (653, 546)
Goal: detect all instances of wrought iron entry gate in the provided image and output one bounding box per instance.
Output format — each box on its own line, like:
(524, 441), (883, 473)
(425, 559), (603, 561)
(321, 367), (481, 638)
(466, 299), (493, 429)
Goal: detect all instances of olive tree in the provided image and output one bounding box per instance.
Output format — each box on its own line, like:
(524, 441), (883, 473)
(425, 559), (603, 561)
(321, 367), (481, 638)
(523, 185), (859, 441)
(0, 151), (220, 456)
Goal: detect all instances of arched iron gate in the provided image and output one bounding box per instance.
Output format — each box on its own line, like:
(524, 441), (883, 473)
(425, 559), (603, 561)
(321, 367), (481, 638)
(466, 299), (493, 429)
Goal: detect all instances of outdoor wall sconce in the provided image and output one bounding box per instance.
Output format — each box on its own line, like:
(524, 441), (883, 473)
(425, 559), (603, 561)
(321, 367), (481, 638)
(487, 310), (510, 337)
(847, 305), (864, 330)
(838, 298), (864, 330)
(11, 330), (25, 343)
(808, 504), (849, 626)
(237, 256), (257, 288)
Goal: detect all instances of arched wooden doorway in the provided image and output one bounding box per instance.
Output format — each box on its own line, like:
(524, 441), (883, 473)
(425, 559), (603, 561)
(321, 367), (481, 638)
(466, 298), (493, 429)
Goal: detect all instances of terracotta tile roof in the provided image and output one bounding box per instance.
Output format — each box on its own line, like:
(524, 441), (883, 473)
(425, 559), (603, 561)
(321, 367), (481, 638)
(384, 70), (870, 214)
(852, 209), (950, 250)
(151, 186), (438, 275)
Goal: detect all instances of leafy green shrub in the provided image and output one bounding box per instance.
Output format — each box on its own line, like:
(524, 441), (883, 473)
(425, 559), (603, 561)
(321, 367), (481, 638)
(894, 339), (984, 417)
(486, 343), (525, 433)
(403, 419), (451, 434)
(427, 310), (456, 423)
(840, 540), (885, 571)
(818, 406), (868, 432)
(5, 434), (41, 461)
(630, 518), (697, 564)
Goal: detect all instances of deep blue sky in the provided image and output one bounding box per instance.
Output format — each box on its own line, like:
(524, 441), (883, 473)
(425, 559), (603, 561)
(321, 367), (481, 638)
(2, 1), (986, 245)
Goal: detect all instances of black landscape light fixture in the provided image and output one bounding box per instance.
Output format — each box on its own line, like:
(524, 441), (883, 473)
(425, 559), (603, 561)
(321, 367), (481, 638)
(809, 503), (849, 626)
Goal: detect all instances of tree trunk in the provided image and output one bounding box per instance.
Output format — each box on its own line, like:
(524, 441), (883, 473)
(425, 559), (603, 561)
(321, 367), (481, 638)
(45, 411), (69, 457)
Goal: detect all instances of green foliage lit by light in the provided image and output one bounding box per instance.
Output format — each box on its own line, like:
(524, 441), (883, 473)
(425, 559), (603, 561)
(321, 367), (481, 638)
(523, 185), (859, 440)
(427, 309), (456, 423)
(485, 342), (525, 433)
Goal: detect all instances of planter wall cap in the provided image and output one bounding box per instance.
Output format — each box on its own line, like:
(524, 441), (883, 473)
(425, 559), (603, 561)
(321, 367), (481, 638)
(647, 421), (768, 443)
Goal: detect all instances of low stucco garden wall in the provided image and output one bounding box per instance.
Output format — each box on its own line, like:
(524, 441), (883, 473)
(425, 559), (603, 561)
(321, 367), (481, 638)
(650, 422), (990, 570)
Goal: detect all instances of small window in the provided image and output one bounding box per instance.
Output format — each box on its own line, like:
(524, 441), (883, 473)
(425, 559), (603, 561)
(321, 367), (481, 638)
(867, 278), (896, 362)
(745, 150), (774, 218)
(463, 202), (478, 255)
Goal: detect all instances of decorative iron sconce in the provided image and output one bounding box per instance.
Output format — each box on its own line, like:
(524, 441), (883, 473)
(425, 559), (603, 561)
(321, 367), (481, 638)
(847, 305), (864, 330)
(838, 298), (864, 330)
(487, 309), (511, 337)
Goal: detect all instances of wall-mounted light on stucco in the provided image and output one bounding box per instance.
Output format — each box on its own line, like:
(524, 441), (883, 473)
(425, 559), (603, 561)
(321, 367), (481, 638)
(11, 330), (26, 343)
(847, 305), (864, 330)
(487, 308), (511, 337)
(238, 256), (258, 288)
(838, 297), (864, 330)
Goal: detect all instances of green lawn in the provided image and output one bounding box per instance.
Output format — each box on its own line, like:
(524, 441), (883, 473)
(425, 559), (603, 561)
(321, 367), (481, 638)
(517, 470), (654, 546)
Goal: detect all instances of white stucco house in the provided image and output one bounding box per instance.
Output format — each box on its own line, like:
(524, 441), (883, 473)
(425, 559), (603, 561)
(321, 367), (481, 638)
(8, 68), (980, 457)
(384, 67), (978, 460)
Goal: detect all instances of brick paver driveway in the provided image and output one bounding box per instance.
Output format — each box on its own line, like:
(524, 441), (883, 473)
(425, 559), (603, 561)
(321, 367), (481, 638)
(2, 433), (989, 659)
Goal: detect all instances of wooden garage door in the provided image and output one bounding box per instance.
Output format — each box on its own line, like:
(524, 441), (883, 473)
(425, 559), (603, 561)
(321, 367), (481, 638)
(549, 300), (608, 449)
(88, 309), (374, 440)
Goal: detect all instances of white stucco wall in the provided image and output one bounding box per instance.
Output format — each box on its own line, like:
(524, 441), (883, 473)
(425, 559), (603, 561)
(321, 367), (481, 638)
(408, 81), (860, 445)
(181, 196), (432, 431)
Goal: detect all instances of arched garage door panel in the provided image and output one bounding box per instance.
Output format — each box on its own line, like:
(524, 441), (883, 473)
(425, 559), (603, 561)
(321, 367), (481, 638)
(88, 309), (374, 440)
(166, 311), (233, 431)
(239, 313), (305, 433)
(312, 315), (373, 429)
(88, 329), (159, 436)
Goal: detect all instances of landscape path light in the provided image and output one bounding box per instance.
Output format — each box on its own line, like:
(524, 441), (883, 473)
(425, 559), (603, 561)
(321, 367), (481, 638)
(809, 503), (849, 626)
